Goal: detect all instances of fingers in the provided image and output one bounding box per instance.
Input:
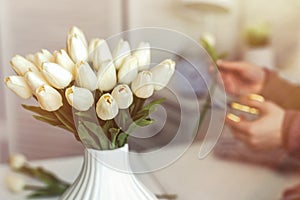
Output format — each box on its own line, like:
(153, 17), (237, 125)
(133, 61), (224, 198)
(226, 114), (260, 148)
(237, 94), (266, 113)
(229, 94), (266, 115)
(226, 113), (252, 134)
(217, 60), (244, 72)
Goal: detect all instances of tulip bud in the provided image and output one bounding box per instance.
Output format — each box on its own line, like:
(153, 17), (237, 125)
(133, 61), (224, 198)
(111, 84), (133, 109)
(24, 71), (48, 93)
(68, 34), (88, 63)
(201, 33), (216, 48)
(132, 42), (151, 71)
(96, 93), (119, 120)
(34, 49), (54, 69)
(150, 59), (175, 90)
(41, 62), (72, 89)
(88, 38), (99, 62)
(9, 154), (26, 170)
(54, 49), (75, 77)
(10, 55), (39, 76)
(131, 71), (154, 98)
(75, 61), (98, 91)
(65, 86), (94, 111)
(4, 76), (32, 99)
(117, 55), (138, 84)
(97, 62), (117, 91)
(25, 54), (35, 64)
(36, 85), (63, 111)
(93, 39), (113, 71)
(68, 26), (88, 48)
(6, 175), (25, 193)
(112, 39), (131, 70)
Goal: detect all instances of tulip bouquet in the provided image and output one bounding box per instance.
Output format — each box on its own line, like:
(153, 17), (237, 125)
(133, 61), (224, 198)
(4, 26), (175, 150)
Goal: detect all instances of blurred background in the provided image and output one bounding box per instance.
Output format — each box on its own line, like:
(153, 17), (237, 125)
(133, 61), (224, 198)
(2, 0), (300, 162)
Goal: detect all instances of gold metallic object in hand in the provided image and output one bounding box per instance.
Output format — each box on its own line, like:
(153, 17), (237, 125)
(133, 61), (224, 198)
(230, 102), (260, 115)
(226, 113), (241, 122)
(248, 94), (265, 102)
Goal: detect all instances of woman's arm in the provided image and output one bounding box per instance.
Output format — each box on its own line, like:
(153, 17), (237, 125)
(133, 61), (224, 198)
(261, 69), (300, 110)
(282, 110), (300, 158)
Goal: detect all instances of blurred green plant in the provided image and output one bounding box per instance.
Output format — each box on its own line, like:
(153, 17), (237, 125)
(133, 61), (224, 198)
(243, 22), (271, 47)
(199, 33), (227, 130)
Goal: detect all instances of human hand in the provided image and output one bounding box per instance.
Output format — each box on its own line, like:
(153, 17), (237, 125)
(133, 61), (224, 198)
(282, 182), (300, 200)
(226, 94), (284, 150)
(216, 60), (266, 96)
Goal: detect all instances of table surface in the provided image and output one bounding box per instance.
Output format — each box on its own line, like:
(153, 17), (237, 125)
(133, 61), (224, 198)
(1, 142), (299, 200)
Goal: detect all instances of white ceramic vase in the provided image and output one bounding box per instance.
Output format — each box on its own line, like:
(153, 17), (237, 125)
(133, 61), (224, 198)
(244, 46), (275, 69)
(60, 144), (158, 200)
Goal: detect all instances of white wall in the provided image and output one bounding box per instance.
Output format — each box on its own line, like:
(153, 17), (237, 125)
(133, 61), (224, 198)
(127, 0), (300, 80)
(128, 0), (241, 59)
(1, 0), (123, 160)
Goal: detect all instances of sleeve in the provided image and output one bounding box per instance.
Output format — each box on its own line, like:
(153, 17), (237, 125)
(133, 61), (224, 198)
(261, 69), (300, 110)
(282, 110), (300, 158)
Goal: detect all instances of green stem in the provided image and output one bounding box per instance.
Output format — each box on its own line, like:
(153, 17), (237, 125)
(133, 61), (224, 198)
(155, 193), (178, 199)
(24, 185), (45, 191)
(197, 55), (220, 133)
(131, 97), (146, 117)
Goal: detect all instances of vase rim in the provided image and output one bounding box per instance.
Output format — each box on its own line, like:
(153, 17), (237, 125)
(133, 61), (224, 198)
(85, 144), (128, 153)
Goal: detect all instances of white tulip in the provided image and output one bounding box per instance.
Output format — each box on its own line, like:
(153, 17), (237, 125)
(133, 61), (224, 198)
(41, 62), (72, 89)
(68, 34), (88, 63)
(54, 49), (75, 77)
(6, 175), (25, 193)
(9, 154), (26, 170)
(4, 76), (32, 99)
(65, 86), (94, 111)
(150, 59), (175, 90)
(117, 55), (138, 84)
(111, 84), (133, 109)
(88, 38), (99, 63)
(96, 93), (119, 120)
(25, 54), (35, 64)
(131, 71), (154, 98)
(24, 71), (48, 93)
(112, 39), (131, 70)
(93, 39), (113, 71)
(97, 62), (117, 91)
(133, 42), (151, 71)
(34, 49), (54, 69)
(75, 61), (98, 91)
(10, 55), (39, 76)
(68, 26), (88, 48)
(36, 84), (63, 111)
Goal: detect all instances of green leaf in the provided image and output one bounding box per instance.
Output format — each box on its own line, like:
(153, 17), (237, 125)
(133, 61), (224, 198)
(142, 98), (165, 111)
(22, 104), (57, 121)
(109, 128), (120, 149)
(135, 118), (155, 127)
(53, 112), (76, 134)
(27, 185), (68, 198)
(33, 115), (62, 127)
(82, 121), (109, 150)
(117, 132), (129, 147)
(126, 123), (137, 135)
(77, 122), (99, 149)
(75, 111), (93, 119)
(132, 110), (150, 121)
(109, 128), (120, 135)
(56, 109), (74, 128)
(201, 39), (218, 62)
(75, 108), (98, 121)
